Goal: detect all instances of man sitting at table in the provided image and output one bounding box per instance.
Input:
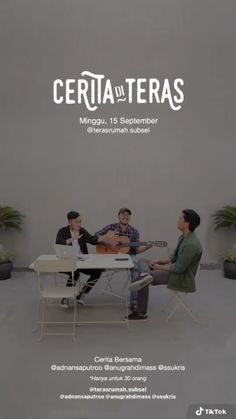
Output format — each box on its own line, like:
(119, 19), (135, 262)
(56, 210), (114, 307)
(95, 207), (153, 310)
(128, 209), (202, 320)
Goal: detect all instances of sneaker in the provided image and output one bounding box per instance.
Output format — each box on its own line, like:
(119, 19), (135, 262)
(61, 298), (69, 308)
(128, 273), (153, 291)
(76, 292), (86, 305)
(127, 312), (148, 320)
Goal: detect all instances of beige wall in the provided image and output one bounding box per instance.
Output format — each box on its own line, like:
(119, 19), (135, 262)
(0, 0), (236, 266)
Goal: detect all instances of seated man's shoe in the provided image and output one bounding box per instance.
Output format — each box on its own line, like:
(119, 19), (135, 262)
(76, 292), (86, 305)
(61, 298), (69, 308)
(128, 273), (153, 291)
(127, 312), (148, 320)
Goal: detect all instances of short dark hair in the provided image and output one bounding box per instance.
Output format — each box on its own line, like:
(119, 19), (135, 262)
(182, 209), (201, 232)
(118, 207), (132, 215)
(67, 211), (80, 221)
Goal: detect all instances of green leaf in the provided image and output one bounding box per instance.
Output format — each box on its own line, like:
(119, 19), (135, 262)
(0, 250), (14, 263)
(212, 206), (236, 230)
(0, 206), (24, 231)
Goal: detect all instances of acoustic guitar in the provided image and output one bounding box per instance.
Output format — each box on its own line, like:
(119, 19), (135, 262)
(96, 235), (168, 254)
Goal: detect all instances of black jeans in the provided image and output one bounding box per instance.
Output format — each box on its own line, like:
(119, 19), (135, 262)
(66, 269), (103, 294)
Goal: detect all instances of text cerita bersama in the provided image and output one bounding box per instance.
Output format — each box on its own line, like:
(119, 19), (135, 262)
(94, 357), (143, 363)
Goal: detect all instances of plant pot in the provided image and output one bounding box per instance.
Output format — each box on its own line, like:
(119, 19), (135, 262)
(0, 261), (13, 280)
(223, 261), (236, 280)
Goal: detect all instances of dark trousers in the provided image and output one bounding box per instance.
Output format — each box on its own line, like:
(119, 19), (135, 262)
(67, 269), (103, 294)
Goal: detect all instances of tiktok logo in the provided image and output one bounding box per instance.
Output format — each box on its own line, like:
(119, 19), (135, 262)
(196, 407), (204, 416)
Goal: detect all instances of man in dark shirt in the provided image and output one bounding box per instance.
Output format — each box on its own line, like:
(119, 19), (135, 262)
(56, 210), (113, 307)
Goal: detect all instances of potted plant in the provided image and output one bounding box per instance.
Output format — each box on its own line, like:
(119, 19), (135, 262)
(0, 250), (14, 280)
(212, 205), (236, 279)
(222, 250), (236, 280)
(0, 206), (24, 231)
(0, 206), (24, 278)
(212, 205), (236, 230)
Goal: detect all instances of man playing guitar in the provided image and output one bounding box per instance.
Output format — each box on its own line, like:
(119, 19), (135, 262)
(95, 207), (153, 310)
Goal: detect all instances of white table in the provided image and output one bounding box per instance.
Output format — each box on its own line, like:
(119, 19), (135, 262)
(30, 254), (134, 326)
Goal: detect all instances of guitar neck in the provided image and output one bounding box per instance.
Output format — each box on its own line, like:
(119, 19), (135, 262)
(118, 241), (166, 248)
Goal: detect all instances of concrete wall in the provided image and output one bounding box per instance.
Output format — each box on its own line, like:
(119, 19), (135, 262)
(0, 0), (236, 266)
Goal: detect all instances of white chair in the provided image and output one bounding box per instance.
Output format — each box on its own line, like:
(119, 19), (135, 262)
(162, 264), (201, 323)
(102, 269), (129, 301)
(33, 259), (78, 340)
